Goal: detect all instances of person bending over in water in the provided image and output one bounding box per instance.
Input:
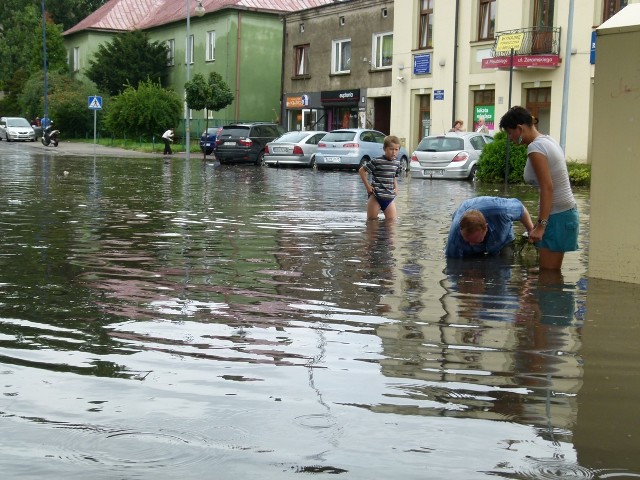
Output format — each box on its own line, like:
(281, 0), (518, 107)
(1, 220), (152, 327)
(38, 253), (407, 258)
(446, 196), (534, 258)
(358, 135), (402, 221)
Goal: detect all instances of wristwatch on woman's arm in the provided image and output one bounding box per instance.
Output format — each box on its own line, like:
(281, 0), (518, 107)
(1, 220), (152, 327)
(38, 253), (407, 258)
(537, 218), (548, 226)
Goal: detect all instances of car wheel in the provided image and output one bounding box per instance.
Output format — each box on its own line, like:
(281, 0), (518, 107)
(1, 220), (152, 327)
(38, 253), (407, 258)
(255, 151), (265, 166)
(468, 165), (478, 181)
(309, 156), (316, 168)
(398, 156), (409, 173)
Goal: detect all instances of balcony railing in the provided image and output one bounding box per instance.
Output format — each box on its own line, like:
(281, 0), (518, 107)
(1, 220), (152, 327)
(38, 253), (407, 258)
(491, 26), (561, 57)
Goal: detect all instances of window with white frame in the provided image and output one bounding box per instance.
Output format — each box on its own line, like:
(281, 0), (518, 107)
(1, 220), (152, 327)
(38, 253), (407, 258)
(185, 34), (194, 64)
(294, 44), (309, 76)
(166, 39), (175, 66)
(206, 31), (216, 61)
(332, 39), (351, 74)
(73, 47), (80, 72)
(373, 32), (393, 69)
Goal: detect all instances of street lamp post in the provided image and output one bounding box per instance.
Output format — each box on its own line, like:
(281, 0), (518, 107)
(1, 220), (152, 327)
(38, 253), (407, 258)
(41, 0), (48, 127)
(185, 0), (205, 160)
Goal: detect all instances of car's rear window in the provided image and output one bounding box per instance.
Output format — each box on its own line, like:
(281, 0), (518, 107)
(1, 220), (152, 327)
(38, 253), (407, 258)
(219, 126), (251, 137)
(276, 131), (307, 143)
(416, 136), (464, 152)
(321, 131), (356, 142)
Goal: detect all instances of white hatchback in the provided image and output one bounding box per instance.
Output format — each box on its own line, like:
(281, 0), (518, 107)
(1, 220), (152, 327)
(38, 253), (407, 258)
(409, 132), (493, 180)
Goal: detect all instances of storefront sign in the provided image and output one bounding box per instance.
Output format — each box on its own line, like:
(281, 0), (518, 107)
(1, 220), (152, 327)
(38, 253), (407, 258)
(321, 89), (360, 106)
(481, 54), (560, 69)
(286, 94), (310, 108)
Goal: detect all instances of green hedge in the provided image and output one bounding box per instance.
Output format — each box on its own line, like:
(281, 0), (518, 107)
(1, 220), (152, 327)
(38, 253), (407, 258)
(476, 131), (590, 187)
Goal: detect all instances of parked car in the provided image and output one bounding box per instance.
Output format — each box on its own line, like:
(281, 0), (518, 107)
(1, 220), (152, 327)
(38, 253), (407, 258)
(264, 130), (328, 167)
(409, 132), (494, 180)
(0, 117), (36, 142)
(214, 122), (285, 165)
(314, 128), (410, 171)
(200, 126), (222, 155)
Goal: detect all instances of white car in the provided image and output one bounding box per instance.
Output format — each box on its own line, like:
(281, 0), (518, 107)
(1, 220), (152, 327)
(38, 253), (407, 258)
(314, 128), (410, 171)
(0, 117), (36, 142)
(409, 132), (494, 180)
(264, 130), (327, 167)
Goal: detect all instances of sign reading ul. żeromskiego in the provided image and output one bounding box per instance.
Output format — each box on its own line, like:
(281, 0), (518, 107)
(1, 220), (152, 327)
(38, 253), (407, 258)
(482, 54), (560, 69)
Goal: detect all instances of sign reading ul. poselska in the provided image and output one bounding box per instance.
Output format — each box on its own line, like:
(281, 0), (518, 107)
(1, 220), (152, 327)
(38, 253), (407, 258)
(482, 54), (560, 69)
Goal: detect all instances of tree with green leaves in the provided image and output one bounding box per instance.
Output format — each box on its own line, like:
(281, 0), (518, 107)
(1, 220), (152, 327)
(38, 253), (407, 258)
(103, 79), (181, 140)
(19, 71), (99, 137)
(86, 30), (170, 96)
(185, 72), (234, 159)
(0, 4), (68, 109)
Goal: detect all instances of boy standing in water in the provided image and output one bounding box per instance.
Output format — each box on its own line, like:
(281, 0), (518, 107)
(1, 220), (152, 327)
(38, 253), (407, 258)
(358, 135), (402, 221)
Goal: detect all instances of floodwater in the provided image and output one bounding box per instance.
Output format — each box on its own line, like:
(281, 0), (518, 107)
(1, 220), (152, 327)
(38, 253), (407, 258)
(1, 146), (639, 479)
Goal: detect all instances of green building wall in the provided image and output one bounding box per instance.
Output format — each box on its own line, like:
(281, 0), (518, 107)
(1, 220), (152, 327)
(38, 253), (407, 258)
(65, 9), (285, 135)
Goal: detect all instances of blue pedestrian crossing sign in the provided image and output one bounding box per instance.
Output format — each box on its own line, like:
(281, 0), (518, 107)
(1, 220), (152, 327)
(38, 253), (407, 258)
(88, 96), (103, 110)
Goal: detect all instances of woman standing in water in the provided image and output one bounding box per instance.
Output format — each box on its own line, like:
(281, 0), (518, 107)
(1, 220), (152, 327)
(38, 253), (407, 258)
(499, 106), (578, 270)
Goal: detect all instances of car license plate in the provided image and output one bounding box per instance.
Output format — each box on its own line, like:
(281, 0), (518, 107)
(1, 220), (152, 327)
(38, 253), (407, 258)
(426, 169), (444, 176)
(273, 147), (288, 153)
(224, 142), (235, 146)
(204, 142), (211, 146)
(325, 156), (341, 163)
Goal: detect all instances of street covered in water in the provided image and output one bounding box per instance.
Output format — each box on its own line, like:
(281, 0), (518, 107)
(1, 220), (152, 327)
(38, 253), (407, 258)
(1, 142), (639, 479)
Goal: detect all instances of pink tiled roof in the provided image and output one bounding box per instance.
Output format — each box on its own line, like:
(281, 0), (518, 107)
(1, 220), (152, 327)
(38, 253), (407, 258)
(64, 0), (336, 36)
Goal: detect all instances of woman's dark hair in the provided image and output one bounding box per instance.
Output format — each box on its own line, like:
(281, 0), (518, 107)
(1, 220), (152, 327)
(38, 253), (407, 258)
(499, 106), (533, 130)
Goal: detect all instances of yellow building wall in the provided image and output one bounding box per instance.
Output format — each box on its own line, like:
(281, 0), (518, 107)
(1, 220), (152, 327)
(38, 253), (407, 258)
(589, 4), (640, 283)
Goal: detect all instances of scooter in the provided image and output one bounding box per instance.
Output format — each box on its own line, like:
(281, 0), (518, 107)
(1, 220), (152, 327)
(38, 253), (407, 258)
(41, 123), (60, 147)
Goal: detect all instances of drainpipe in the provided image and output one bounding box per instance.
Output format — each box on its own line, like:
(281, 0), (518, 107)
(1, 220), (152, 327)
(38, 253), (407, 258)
(280, 15), (286, 129)
(235, 11), (242, 121)
(451, 0), (460, 125)
(559, 0), (574, 152)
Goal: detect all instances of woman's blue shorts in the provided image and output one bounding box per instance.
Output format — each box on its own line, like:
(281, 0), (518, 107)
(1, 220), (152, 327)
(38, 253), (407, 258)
(536, 205), (579, 252)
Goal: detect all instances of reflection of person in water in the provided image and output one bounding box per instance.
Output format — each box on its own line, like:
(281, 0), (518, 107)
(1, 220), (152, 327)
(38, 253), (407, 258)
(516, 269), (578, 327)
(364, 220), (396, 313)
(444, 257), (515, 326)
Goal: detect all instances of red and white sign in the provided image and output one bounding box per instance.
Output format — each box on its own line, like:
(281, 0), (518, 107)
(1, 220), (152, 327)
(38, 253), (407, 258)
(481, 54), (560, 69)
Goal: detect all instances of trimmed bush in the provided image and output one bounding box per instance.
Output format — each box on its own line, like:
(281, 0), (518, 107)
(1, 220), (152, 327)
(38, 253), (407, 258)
(477, 131), (591, 186)
(476, 131), (528, 184)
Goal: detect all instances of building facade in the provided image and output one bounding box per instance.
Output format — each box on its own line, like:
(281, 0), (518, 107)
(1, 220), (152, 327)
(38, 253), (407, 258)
(282, 0), (395, 137)
(63, 0), (335, 137)
(390, 0), (633, 162)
